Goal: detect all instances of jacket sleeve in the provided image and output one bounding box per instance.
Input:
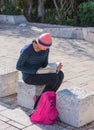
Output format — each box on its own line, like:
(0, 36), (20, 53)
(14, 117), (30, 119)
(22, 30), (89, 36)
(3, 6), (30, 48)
(16, 52), (37, 74)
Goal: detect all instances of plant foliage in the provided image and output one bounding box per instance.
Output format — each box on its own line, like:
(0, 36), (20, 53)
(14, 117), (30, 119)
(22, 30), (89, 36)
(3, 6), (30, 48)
(0, 1), (23, 15)
(78, 1), (94, 26)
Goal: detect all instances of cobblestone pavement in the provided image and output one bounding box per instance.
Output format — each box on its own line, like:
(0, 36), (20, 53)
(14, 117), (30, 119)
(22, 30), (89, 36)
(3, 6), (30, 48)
(0, 23), (94, 130)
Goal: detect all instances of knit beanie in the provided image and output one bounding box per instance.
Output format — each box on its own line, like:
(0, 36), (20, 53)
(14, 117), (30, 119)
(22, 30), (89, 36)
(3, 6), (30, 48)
(37, 33), (52, 49)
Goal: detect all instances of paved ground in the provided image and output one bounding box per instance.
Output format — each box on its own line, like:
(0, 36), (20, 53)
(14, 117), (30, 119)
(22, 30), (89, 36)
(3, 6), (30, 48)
(0, 23), (94, 130)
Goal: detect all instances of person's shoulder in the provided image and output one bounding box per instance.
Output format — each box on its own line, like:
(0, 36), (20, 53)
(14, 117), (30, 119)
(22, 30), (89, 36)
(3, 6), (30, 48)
(20, 43), (33, 55)
(46, 48), (49, 53)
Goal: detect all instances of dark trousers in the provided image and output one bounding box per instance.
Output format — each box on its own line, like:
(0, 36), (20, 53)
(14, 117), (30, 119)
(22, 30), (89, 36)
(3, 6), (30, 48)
(24, 71), (64, 109)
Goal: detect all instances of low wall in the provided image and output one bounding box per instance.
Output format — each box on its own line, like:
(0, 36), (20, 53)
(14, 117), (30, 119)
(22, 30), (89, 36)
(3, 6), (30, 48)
(0, 16), (94, 43)
(43, 27), (94, 44)
(30, 23), (94, 44)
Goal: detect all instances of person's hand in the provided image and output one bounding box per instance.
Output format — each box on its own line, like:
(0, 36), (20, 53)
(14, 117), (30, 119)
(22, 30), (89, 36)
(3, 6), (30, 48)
(56, 62), (63, 72)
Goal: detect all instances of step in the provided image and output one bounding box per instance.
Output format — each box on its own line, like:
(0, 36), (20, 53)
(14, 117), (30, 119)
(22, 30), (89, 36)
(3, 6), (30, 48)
(56, 88), (94, 127)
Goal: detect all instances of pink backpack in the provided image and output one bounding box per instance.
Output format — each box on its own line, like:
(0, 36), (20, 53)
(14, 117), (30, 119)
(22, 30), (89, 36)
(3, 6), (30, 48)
(30, 91), (58, 125)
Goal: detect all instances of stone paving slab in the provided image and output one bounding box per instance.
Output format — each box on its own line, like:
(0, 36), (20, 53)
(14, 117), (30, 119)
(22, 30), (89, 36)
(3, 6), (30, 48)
(7, 120), (25, 129)
(23, 124), (66, 130)
(0, 108), (32, 126)
(5, 126), (20, 130)
(0, 23), (94, 129)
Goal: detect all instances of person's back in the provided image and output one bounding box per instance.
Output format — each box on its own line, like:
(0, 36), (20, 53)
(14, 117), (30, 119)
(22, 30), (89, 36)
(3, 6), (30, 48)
(16, 42), (49, 81)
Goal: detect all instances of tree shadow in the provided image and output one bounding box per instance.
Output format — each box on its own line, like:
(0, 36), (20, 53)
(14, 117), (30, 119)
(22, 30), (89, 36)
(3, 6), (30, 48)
(0, 23), (44, 39)
(55, 38), (94, 60)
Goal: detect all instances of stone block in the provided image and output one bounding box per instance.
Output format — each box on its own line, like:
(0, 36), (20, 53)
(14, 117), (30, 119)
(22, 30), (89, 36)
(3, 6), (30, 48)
(0, 15), (27, 24)
(17, 80), (45, 109)
(7, 15), (27, 24)
(56, 88), (94, 127)
(0, 71), (18, 97)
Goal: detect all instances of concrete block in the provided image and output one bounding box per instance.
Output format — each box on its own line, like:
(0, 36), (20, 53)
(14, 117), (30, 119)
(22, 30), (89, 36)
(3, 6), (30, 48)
(0, 15), (27, 24)
(17, 80), (45, 109)
(56, 88), (94, 127)
(0, 71), (18, 97)
(7, 15), (27, 24)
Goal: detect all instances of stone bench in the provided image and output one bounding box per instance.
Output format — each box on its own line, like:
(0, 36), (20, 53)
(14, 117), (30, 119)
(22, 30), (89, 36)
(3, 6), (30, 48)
(17, 80), (45, 109)
(0, 71), (18, 97)
(56, 88), (94, 127)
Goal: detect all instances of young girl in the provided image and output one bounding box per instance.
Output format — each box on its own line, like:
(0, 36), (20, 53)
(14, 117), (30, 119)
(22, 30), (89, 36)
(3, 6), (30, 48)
(16, 33), (64, 109)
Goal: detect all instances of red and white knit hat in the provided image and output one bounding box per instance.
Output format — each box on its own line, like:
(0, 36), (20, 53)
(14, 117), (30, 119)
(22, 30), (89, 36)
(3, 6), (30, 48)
(37, 33), (52, 49)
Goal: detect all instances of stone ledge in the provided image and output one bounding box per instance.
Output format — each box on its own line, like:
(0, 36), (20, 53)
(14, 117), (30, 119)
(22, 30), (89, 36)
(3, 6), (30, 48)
(29, 22), (94, 43)
(43, 27), (84, 40)
(17, 80), (45, 109)
(43, 27), (94, 43)
(0, 15), (27, 24)
(56, 88), (94, 127)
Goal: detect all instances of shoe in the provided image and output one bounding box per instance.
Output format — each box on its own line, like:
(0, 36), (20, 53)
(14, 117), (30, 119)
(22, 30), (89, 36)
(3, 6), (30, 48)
(33, 95), (39, 102)
(33, 95), (37, 102)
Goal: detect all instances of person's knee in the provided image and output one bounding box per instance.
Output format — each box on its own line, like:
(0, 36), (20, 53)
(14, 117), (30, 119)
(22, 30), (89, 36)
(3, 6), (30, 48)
(59, 71), (64, 80)
(50, 73), (59, 84)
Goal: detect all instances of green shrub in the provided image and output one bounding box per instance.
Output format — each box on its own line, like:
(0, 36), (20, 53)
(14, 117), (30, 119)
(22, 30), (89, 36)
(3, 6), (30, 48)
(78, 1), (94, 26)
(0, 1), (23, 15)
